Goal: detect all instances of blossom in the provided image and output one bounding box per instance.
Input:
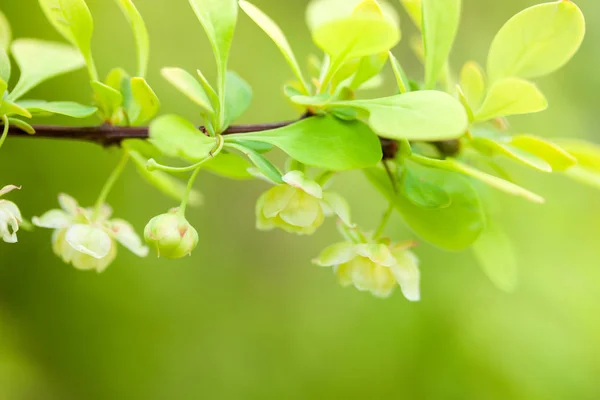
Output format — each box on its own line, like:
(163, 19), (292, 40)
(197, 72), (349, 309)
(256, 171), (351, 235)
(314, 240), (420, 300)
(33, 194), (148, 272)
(144, 210), (198, 259)
(0, 185), (22, 243)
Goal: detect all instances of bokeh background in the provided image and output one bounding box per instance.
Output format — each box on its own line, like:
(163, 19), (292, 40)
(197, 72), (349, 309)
(0, 0), (599, 398)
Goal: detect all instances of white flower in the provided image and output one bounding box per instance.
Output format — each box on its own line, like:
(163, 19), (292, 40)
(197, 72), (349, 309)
(314, 240), (421, 300)
(33, 194), (148, 272)
(0, 185), (22, 243)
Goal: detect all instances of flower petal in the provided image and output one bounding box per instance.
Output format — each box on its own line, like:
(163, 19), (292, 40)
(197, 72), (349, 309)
(262, 185), (295, 218)
(279, 191), (322, 228)
(313, 242), (358, 267)
(356, 243), (396, 267)
(65, 224), (112, 259)
(109, 219), (149, 257)
(390, 250), (421, 302)
(58, 193), (79, 214)
(283, 171), (323, 199)
(32, 209), (71, 229)
(0, 185), (21, 197)
(321, 192), (353, 226)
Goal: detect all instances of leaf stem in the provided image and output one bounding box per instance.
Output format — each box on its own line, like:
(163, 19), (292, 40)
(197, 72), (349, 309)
(93, 150), (130, 220)
(0, 115), (9, 151)
(374, 203), (394, 239)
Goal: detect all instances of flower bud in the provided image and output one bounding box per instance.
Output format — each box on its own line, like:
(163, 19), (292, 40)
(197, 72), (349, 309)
(144, 211), (198, 259)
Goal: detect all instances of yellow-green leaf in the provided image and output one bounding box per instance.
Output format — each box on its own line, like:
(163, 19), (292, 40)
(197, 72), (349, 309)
(460, 61), (486, 110)
(422, 0), (461, 89)
(115, 0), (149, 77)
(470, 137), (552, 172)
(126, 77), (160, 126)
(389, 52), (411, 94)
(475, 78), (547, 122)
(399, 0), (422, 29)
(306, 0), (399, 31)
(472, 221), (518, 292)
(161, 67), (214, 114)
(39, 0), (97, 80)
(0, 9), (11, 51)
(510, 134), (576, 171)
(240, 1), (309, 93)
(487, 0), (585, 82)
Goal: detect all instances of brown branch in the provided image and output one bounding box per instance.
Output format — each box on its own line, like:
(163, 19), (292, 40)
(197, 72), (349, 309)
(6, 120), (460, 158)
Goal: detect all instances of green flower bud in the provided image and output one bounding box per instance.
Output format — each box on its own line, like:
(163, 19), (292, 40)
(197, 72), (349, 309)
(314, 240), (420, 300)
(144, 211), (198, 259)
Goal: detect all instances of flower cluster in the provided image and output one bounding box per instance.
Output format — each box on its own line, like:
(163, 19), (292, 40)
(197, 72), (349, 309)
(33, 194), (148, 273)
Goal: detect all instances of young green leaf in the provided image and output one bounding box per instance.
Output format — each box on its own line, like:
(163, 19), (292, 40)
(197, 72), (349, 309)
(422, 0), (461, 89)
(365, 164), (485, 251)
(105, 67), (130, 92)
(398, 0), (422, 29)
(350, 53), (388, 90)
(510, 135), (576, 171)
(389, 52), (411, 94)
(460, 61), (486, 110)
(401, 162), (451, 209)
(0, 99), (31, 118)
(202, 152), (254, 180)
(0, 9), (11, 51)
(129, 149), (202, 205)
(91, 80), (123, 121)
(7, 118), (35, 134)
(470, 137), (552, 172)
(149, 114), (216, 162)
(8, 39), (85, 101)
(161, 67), (214, 114)
(225, 142), (283, 184)
(223, 71), (252, 128)
(475, 78), (547, 122)
(0, 77), (7, 98)
(225, 116), (382, 171)
(552, 139), (600, 189)
(239, 1), (309, 93)
(126, 77), (160, 126)
(413, 155), (545, 203)
(335, 91), (468, 141)
(472, 221), (518, 292)
(487, 0), (585, 83)
(188, 0), (238, 129)
(307, 0), (399, 31)
(38, 0), (97, 80)
(0, 48), (9, 83)
(313, 1), (400, 65)
(115, 0), (150, 77)
(17, 100), (97, 118)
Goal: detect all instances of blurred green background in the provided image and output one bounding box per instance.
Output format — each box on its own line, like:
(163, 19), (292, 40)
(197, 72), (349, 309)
(1, 0), (599, 398)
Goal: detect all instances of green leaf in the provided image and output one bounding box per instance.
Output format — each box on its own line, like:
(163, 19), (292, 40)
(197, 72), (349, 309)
(38, 0), (97, 80)
(389, 52), (411, 94)
(422, 0), (461, 89)
(312, 1), (400, 64)
(350, 53), (388, 90)
(510, 134), (576, 172)
(365, 164), (485, 251)
(401, 162), (451, 209)
(226, 116), (382, 171)
(7, 118), (35, 134)
(129, 149), (202, 206)
(188, 0), (238, 128)
(105, 67), (130, 91)
(0, 48), (9, 83)
(307, 0), (399, 31)
(161, 68), (214, 114)
(224, 71), (252, 127)
(475, 78), (547, 122)
(239, 1), (309, 93)
(149, 114), (216, 162)
(203, 152), (253, 180)
(17, 100), (97, 118)
(553, 139), (600, 189)
(470, 137), (552, 172)
(487, 0), (585, 83)
(115, 0), (149, 77)
(399, 0), (422, 29)
(0, 99), (31, 118)
(91, 80), (123, 121)
(225, 142), (283, 184)
(413, 155), (545, 203)
(0, 9), (11, 51)
(126, 77), (160, 126)
(472, 220), (518, 292)
(335, 91), (468, 141)
(460, 61), (486, 110)
(8, 39), (85, 101)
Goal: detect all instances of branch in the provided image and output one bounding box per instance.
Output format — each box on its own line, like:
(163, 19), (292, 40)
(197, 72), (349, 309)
(6, 120), (459, 158)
